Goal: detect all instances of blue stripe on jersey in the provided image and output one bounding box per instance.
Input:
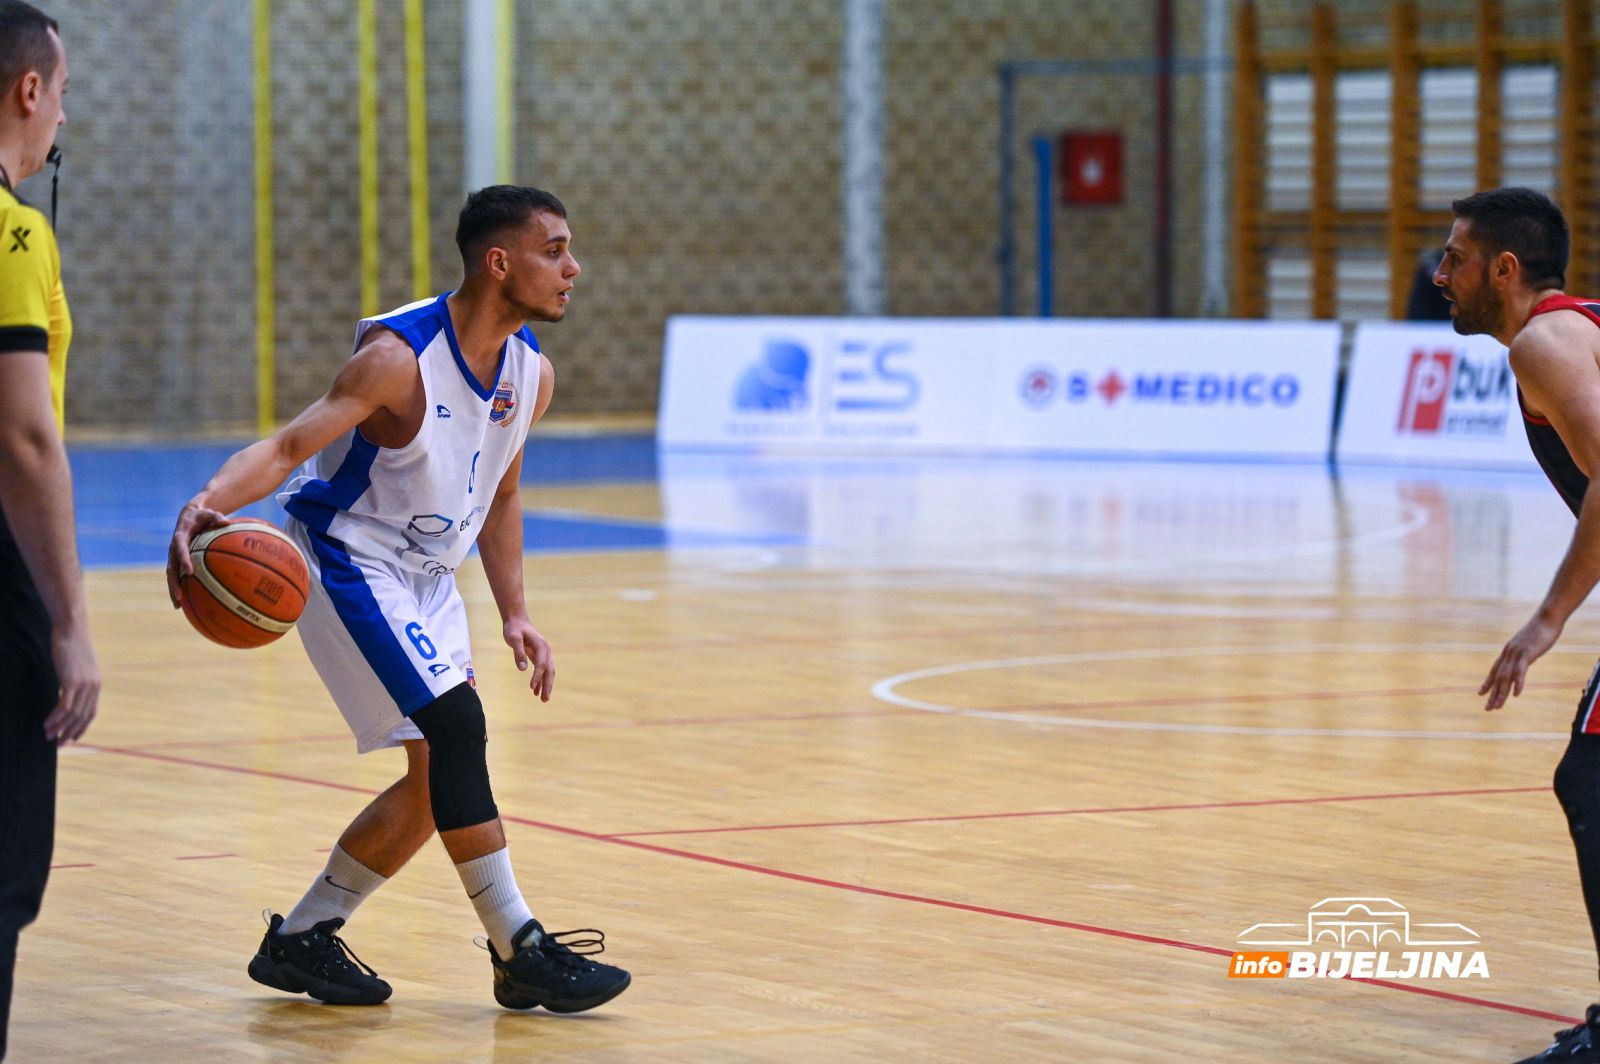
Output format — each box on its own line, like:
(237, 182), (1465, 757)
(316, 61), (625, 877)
(517, 325), (540, 352)
(373, 295), (448, 354)
(305, 529), (435, 715)
(283, 430), (380, 533)
(438, 293), (505, 400)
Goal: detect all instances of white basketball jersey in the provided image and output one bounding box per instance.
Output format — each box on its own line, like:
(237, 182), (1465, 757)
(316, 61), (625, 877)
(281, 293), (542, 577)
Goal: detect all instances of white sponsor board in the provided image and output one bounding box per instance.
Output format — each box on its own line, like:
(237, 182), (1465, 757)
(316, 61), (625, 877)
(658, 317), (1341, 459)
(1337, 323), (1538, 470)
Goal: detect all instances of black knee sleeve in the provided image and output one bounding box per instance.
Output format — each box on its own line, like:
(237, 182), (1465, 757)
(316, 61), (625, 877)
(409, 682), (499, 832)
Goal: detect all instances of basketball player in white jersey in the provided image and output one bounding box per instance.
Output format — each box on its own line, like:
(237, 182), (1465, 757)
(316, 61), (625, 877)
(165, 187), (629, 1013)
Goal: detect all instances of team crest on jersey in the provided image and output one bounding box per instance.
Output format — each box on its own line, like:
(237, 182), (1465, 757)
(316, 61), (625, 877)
(489, 380), (518, 427)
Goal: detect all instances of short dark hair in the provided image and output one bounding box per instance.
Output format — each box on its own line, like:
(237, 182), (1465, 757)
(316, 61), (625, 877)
(1450, 186), (1569, 290)
(0, 1), (58, 94)
(455, 185), (567, 270)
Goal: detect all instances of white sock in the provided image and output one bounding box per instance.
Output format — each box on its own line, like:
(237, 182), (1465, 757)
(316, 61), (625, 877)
(280, 845), (388, 934)
(455, 848), (536, 959)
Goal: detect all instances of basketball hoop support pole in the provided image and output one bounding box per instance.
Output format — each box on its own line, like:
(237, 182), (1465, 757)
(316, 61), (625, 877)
(1032, 134), (1054, 318)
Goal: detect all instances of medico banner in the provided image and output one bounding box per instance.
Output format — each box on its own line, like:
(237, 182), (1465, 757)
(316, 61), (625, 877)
(658, 317), (1341, 460)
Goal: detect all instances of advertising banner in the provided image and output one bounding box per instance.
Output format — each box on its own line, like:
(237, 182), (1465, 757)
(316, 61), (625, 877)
(658, 317), (1341, 460)
(1336, 323), (1538, 470)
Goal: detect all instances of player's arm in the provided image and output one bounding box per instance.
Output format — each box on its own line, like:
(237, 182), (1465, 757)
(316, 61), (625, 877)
(0, 349), (100, 743)
(476, 354), (556, 700)
(166, 331), (418, 606)
(1482, 315), (1600, 709)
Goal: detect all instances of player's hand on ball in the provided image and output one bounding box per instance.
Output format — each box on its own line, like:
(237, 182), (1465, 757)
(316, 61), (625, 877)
(1480, 612), (1563, 711)
(505, 617), (554, 701)
(166, 502), (230, 607)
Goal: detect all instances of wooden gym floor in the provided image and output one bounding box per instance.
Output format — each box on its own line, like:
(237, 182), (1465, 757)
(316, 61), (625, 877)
(10, 441), (1598, 1061)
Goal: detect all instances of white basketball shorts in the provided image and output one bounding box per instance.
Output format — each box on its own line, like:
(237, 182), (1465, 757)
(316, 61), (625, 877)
(286, 517), (474, 753)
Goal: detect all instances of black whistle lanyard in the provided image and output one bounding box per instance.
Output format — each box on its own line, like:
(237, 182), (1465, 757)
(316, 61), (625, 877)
(47, 146), (58, 228)
(0, 146), (61, 229)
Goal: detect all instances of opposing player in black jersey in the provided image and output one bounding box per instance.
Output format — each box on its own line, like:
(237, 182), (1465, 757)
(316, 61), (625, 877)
(1436, 187), (1600, 1063)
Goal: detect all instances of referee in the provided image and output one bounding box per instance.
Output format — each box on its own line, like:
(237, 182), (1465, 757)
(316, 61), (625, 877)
(0, 4), (99, 1059)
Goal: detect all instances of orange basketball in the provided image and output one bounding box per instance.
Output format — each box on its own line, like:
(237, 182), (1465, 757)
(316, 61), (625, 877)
(179, 519), (310, 649)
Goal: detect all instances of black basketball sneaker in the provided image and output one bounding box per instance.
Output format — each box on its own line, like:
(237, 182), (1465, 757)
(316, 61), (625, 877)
(247, 911), (392, 1005)
(1516, 1005), (1600, 1063)
(489, 918), (631, 1013)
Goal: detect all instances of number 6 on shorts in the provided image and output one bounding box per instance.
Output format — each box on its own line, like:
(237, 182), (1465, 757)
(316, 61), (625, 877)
(405, 621), (437, 660)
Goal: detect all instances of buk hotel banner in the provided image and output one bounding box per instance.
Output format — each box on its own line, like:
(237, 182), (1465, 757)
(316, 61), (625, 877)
(658, 317), (1341, 459)
(1336, 323), (1538, 470)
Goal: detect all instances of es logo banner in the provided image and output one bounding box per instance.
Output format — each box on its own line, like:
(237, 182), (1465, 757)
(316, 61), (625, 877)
(735, 337), (918, 415)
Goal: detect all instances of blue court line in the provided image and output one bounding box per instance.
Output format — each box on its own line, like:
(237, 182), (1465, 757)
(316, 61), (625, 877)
(69, 433), (659, 488)
(67, 435), (791, 569)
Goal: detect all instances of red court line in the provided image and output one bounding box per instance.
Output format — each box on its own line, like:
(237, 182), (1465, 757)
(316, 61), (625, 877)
(75, 742), (1575, 1026)
(103, 678), (1576, 755)
(125, 732), (356, 751)
(49, 863), (95, 870)
(79, 744), (385, 797)
(608, 785), (1551, 838)
(115, 707), (923, 752)
(588, 831), (1578, 1026)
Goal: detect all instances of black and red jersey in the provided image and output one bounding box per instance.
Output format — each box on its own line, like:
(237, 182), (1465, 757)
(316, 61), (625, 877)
(1519, 294), (1600, 516)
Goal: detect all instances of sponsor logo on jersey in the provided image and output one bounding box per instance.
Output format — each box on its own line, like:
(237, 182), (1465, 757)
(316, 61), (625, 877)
(490, 380), (518, 426)
(399, 516), (456, 572)
(406, 514), (453, 537)
(8, 226), (30, 252)
(465, 664), (476, 688)
(1396, 347), (1510, 437)
(428, 663), (450, 677)
(436, 404), (451, 419)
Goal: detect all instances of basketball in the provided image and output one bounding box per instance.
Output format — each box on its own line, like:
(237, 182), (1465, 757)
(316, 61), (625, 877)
(179, 520), (310, 649)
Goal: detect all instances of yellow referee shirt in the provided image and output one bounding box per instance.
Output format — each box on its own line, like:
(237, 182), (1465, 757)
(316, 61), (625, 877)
(0, 184), (70, 429)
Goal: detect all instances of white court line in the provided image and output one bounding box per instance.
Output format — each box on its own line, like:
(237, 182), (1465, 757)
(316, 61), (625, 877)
(870, 642), (1585, 740)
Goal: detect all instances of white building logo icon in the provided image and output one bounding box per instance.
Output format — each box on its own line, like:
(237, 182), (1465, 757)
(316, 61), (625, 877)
(1229, 897), (1487, 980)
(1237, 897), (1479, 948)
